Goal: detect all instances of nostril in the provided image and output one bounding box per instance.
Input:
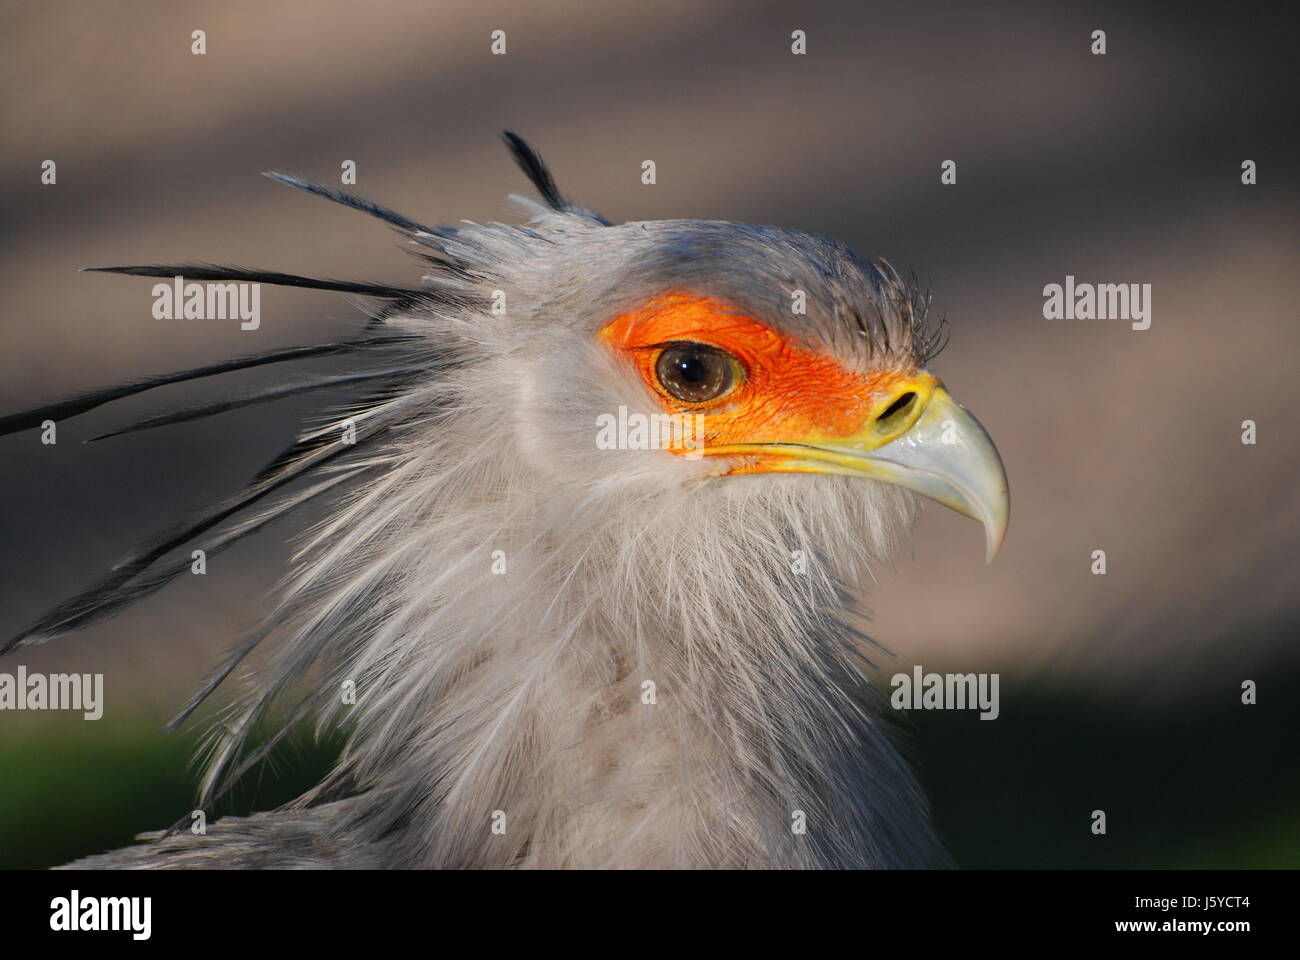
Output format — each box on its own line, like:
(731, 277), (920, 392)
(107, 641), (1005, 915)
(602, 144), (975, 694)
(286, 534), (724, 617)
(878, 391), (917, 423)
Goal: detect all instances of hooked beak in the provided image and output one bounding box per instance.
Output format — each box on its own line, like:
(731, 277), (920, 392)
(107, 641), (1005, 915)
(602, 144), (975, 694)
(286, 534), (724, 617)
(712, 373), (1010, 562)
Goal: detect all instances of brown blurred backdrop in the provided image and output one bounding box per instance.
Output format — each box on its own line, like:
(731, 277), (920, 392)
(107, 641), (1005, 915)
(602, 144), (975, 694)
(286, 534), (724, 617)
(1, 0), (1297, 867)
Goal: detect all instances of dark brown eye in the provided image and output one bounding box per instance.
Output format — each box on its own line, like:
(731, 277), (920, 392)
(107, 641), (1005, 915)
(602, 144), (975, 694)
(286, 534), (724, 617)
(654, 343), (738, 403)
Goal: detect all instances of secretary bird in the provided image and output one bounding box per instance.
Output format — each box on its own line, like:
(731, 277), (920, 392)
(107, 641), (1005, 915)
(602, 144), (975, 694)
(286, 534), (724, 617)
(2, 133), (1008, 869)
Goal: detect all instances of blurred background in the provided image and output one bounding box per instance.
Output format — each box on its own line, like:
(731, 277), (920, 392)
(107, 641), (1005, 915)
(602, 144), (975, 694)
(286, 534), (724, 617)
(1, 0), (1296, 868)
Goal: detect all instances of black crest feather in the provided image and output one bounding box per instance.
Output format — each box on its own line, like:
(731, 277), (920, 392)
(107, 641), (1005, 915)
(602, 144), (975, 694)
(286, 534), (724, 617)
(0, 335), (416, 439)
(85, 264), (427, 300)
(261, 172), (437, 235)
(502, 130), (567, 211)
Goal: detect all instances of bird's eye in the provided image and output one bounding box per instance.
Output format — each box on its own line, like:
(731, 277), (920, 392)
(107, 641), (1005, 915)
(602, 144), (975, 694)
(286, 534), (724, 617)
(654, 343), (739, 403)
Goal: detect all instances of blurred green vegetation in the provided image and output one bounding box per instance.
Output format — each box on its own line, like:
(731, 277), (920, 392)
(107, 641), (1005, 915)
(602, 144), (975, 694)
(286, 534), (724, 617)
(2, 668), (1297, 868)
(0, 715), (341, 869)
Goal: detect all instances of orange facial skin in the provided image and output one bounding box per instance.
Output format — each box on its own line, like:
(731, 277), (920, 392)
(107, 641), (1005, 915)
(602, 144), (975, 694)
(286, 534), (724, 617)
(597, 292), (912, 475)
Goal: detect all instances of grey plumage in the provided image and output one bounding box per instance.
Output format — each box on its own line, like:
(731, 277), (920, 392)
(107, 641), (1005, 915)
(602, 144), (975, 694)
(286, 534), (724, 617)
(14, 133), (970, 869)
(61, 800), (388, 870)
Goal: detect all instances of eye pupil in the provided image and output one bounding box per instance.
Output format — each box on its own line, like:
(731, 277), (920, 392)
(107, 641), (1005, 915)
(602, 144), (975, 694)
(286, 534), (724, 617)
(677, 357), (707, 383)
(655, 344), (737, 403)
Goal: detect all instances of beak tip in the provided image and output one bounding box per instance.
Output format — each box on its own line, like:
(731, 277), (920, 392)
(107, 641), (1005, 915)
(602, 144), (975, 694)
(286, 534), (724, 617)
(979, 491), (1009, 564)
(982, 515), (1008, 564)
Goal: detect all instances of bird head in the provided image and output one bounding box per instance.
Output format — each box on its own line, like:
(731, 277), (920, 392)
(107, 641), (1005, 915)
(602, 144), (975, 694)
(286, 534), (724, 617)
(471, 207), (1009, 567)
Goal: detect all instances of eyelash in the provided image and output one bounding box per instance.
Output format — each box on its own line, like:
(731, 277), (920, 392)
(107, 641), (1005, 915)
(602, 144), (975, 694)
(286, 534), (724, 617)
(637, 340), (746, 368)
